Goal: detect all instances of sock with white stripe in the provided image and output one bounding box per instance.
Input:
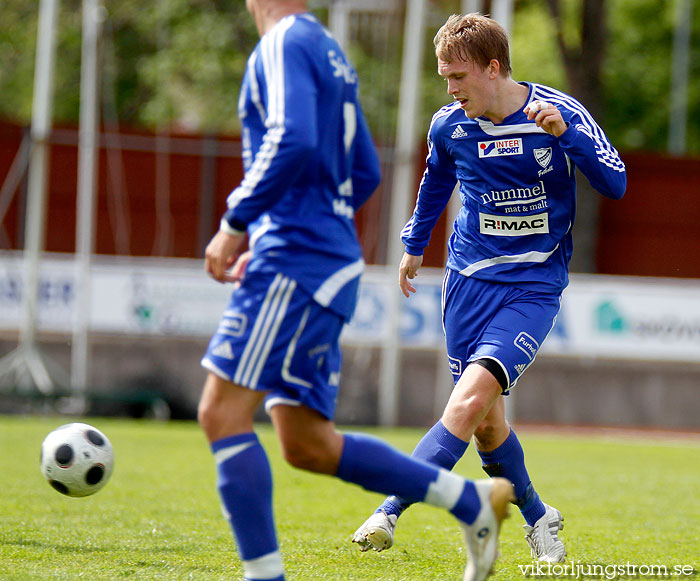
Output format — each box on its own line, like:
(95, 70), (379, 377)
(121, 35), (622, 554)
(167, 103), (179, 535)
(376, 419), (469, 518)
(212, 433), (284, 581)
(478, 428), (545, 526)
(336, 432), (480, 524)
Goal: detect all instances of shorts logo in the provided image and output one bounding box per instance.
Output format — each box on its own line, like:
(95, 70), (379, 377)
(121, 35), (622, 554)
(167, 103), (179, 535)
(448, 355), (463, 376)
(212, 340), (234, 360)
(479, 212), (549, 236)
(218, 312), (247, 337)
(478, 138), (523, 158)
(514, 332), (539, 361)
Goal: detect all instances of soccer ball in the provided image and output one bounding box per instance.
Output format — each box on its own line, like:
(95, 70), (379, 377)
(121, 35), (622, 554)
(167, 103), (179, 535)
(40, 423), (114, 497)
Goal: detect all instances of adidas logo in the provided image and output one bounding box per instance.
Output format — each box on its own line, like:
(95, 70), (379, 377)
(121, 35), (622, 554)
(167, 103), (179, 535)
(451, 125), (468, 139)
(212, 340), (234, 360)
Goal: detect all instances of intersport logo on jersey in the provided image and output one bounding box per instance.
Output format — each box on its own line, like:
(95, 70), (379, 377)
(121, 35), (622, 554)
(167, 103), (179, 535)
(478, 138), (523, 158)
(479, 212), (549, 236)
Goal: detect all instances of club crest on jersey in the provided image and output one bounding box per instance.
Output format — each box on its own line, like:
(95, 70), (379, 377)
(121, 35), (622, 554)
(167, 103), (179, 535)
(533, 147), (552, 168)
(478, 138), (523, 158)
(451, 125), (468, 139)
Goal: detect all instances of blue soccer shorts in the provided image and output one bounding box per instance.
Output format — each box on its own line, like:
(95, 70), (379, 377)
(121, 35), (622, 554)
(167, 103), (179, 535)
(442, 268), (561, 394)
(201, 271), (343, 420)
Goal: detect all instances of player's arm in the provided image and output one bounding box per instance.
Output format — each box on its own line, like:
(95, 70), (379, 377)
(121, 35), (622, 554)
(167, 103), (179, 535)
(205, 229), (246, 283)
(351, 102), (381, 210)
(398, 252), (423, 298)
(401, 123), (457, 258)
(222, 34), (318, 236)
(526, 100), (626, 200)
(398, 120), (456, 296)
(558, 113), (626, 200)
(208, 34), (317, 282)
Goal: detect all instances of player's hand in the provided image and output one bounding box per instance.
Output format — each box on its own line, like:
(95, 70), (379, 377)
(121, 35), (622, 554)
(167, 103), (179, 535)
(524, 100), (567, 137)
(229, 250), (252, 285)
(205, 230), (246, 283)
(398, 252), (423, 298)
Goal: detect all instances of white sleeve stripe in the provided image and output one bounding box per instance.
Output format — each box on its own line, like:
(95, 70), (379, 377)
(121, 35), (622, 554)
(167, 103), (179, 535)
(533, 85), (625, 173)
(226, 18), (294, 213)
(533, 85), (611, 146)
(226, 126), (284, 210)
(247, 52), (266, 122)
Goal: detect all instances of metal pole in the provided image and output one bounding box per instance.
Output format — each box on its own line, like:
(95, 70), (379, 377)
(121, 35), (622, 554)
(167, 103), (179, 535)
(668, 0), (691, 155)
(329, 0), (350, 51)
(0, 0), (60, 394)
(71, 0), (103, 396)
(491, 0), (514, 36)
(379, 0), (426, 426)
(461, 0), (483, 14)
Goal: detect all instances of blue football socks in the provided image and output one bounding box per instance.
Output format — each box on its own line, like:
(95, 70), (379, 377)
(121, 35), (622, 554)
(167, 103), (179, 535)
(212, 433), (285, 581)
(477, 428), (545, 526)
(376, 419), (470, 517)
(336, 431), (481, 525)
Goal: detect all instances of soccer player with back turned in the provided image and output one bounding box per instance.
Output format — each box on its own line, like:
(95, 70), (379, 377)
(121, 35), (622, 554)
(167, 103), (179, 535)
(352, 13), (626, 563)
(198, 2), (514, 580)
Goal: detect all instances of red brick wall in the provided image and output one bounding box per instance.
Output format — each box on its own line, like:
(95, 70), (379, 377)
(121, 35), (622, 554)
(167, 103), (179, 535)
(596, 152), (700, 278)
(3, 119), (700, 278)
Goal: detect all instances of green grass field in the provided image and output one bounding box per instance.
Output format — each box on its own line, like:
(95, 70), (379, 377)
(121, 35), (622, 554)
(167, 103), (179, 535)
(2, 416), (698, 580)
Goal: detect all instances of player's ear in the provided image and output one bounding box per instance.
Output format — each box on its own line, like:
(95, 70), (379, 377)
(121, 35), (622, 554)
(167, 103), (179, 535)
(488, 59), (500, 79)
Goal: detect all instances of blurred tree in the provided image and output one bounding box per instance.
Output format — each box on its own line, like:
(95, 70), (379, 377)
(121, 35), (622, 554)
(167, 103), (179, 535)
(0, 0), (697, 153)
(0, 0), (256, 132)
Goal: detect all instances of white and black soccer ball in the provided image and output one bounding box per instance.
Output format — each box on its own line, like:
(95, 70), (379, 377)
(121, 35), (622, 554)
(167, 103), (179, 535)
(40, 423), (114, 497)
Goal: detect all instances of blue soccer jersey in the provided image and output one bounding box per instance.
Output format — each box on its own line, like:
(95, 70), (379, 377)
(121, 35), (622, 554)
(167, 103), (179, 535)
(222, 13), (380, 320)
(402, 82), (626, 293)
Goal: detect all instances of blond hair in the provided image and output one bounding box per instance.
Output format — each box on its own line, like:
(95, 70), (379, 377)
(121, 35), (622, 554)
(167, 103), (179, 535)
(433, 13), (512, 77)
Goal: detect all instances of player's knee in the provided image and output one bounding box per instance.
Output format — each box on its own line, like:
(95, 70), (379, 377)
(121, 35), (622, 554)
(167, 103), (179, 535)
(280, 439), (337, 474)
(447, 389), (492, 421)
(197, 398), (219, 439)
(280, 442), (321, 471)
(474, 421), (500, 449)
(197, 391), (239, 441)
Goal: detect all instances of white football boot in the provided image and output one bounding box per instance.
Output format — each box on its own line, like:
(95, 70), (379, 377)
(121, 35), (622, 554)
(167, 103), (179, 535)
(461, 478), (514, 581)
(523, 503), (566, 563)
(351, 509), (397, 552)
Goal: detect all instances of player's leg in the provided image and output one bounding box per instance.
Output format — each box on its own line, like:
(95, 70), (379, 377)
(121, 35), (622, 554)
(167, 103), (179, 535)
(350, 361), (505, 550)
(353, 272), (502, 551)
(474, 397), (543, 523)
(352, 415), (471, 550)
(199, 271), (312, 581)
(473, 398), (565, 563)
(198, 373), (283, 581)
(464, 288), (566, 563)
(270, 402), (514, 581)
(262, 291), (514, 580)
